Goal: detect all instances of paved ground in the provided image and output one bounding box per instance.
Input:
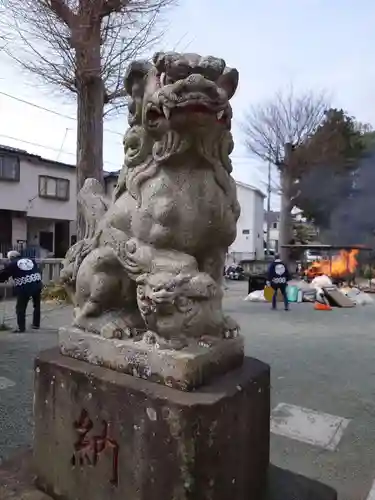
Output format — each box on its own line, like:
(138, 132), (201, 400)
(0, 301), (67, 461)
(1, 283), (375, 499)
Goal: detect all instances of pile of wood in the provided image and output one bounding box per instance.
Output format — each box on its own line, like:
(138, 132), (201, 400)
(321, 285), (355, 308)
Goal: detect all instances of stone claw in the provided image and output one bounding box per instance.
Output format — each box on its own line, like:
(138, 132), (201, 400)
(142, 330), (187, 351)
(100, 320), (141, 340)
(142, 330), (159, 345)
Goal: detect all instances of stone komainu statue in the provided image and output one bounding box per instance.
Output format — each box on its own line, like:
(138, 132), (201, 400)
(61, 51), (241, 347)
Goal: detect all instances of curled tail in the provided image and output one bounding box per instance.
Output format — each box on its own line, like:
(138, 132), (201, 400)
(61, 179), (111, 291)
(78, 178), (111, 239)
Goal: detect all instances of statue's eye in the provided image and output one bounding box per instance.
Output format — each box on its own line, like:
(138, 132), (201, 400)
(174, 296), (192, 312)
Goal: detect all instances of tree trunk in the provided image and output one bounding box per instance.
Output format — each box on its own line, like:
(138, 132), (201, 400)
(76, 78), (104, 189)
(279, 143), (294, 264)
(75, 25), (104, 241)
(279, 170), (293, 263)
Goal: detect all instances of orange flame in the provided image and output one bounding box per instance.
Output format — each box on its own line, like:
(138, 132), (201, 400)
(306, 249), (359, 278)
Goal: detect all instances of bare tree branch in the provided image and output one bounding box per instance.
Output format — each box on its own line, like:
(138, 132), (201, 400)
(241, 86), (329, 168)
(99, 0), (130, 18)
(0, 0), (176, 114)
(241, 87), (330, 263)
(0, 0), (177, 239)
(48, 0), (75, 27)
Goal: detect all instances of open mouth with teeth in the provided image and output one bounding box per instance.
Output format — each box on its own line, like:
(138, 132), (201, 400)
(146, 103), (226, 125)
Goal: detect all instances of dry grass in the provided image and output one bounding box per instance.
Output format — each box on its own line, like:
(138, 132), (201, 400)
(41, 283), (71, 304)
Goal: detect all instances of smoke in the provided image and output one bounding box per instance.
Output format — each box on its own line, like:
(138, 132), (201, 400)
(297, 149), (375, 248)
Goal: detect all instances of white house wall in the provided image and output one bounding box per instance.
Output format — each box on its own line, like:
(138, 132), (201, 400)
(263, 220), (280, 251)
(27, 218), (55, 246)
(228, 182), (265, 261)
(253, 192), (265, 259)
(11, 215), (27, 244)
(0, 158), (76, 221)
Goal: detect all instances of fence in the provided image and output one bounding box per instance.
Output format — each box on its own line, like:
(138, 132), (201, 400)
(241, 260), (270, 275)
(37, 259), (64, 283)
(0, 243), (48, 259)
(0, 258), (63, 299)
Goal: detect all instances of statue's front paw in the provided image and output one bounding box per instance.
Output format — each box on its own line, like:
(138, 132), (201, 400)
(101, 318), (138, 339)
(142, 330), (159, 345)
(142, 330), (187, 350)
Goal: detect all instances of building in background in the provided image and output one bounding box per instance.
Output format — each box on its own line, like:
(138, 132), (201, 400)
(263, 210), (280, 253)
(0, 145), (77, 258)
(0, 146), (267, 262)
(0, 146), (122, 258)
(227, 181), (266, 264)
(104, 171), (119, 198)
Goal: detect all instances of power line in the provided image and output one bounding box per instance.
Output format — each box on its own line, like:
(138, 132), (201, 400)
(0, 90), (124, 138)
(56, 128), (69, 161)
(0, 91), (269, 168)
(0, 90), (287, 159)
(0, 133), (120, 170)
(0, 133), (72, 155)
(0, 127), (258, 172)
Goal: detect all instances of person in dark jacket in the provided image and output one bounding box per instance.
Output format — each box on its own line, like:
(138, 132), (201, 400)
(0, 251), (43, 332)
(267, 254), (290, 311)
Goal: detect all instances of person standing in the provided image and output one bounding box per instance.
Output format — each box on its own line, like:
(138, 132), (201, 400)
(267, 254), (290, 311)
(0, 251), (43, 332)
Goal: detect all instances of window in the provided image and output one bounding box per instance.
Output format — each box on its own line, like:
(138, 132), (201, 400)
(272, 222), (278, 229)
(0, 155), (20, 181)
(242, 229), (250, 235)
(39, 175), (70, 201)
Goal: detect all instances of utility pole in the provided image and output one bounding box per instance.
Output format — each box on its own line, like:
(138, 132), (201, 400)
(265, 159), (272, 256)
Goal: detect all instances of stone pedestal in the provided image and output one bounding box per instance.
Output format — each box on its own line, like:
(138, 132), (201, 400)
(33, 348), (270, 500)
(0, 451), (338, 500)
(59, 327), (244, 391)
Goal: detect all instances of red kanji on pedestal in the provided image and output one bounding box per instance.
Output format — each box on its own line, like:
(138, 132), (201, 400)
(71, 409), (119, 486)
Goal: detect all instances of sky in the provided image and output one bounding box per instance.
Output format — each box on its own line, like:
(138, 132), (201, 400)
(1, 0), (375, 208)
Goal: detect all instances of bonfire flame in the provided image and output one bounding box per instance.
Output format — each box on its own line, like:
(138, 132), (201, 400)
(306, 249), (359, 279)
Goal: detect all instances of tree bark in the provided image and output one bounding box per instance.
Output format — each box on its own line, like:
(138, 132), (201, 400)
(279, 143), (294, 264)
(279, 171), (293, 263)
(75, 23), (104, 240)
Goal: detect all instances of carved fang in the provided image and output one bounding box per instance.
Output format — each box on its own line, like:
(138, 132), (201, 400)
(217, 110), (224, 120)
(160, 72), (166, 86)
(163, 105), (171, 119)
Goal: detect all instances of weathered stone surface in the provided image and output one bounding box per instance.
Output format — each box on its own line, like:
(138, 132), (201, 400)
(0, 450), (338, 500)
(34, 349), (270, 500)
(60, 51), (241, 345)
(59, 326), (244, 391)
